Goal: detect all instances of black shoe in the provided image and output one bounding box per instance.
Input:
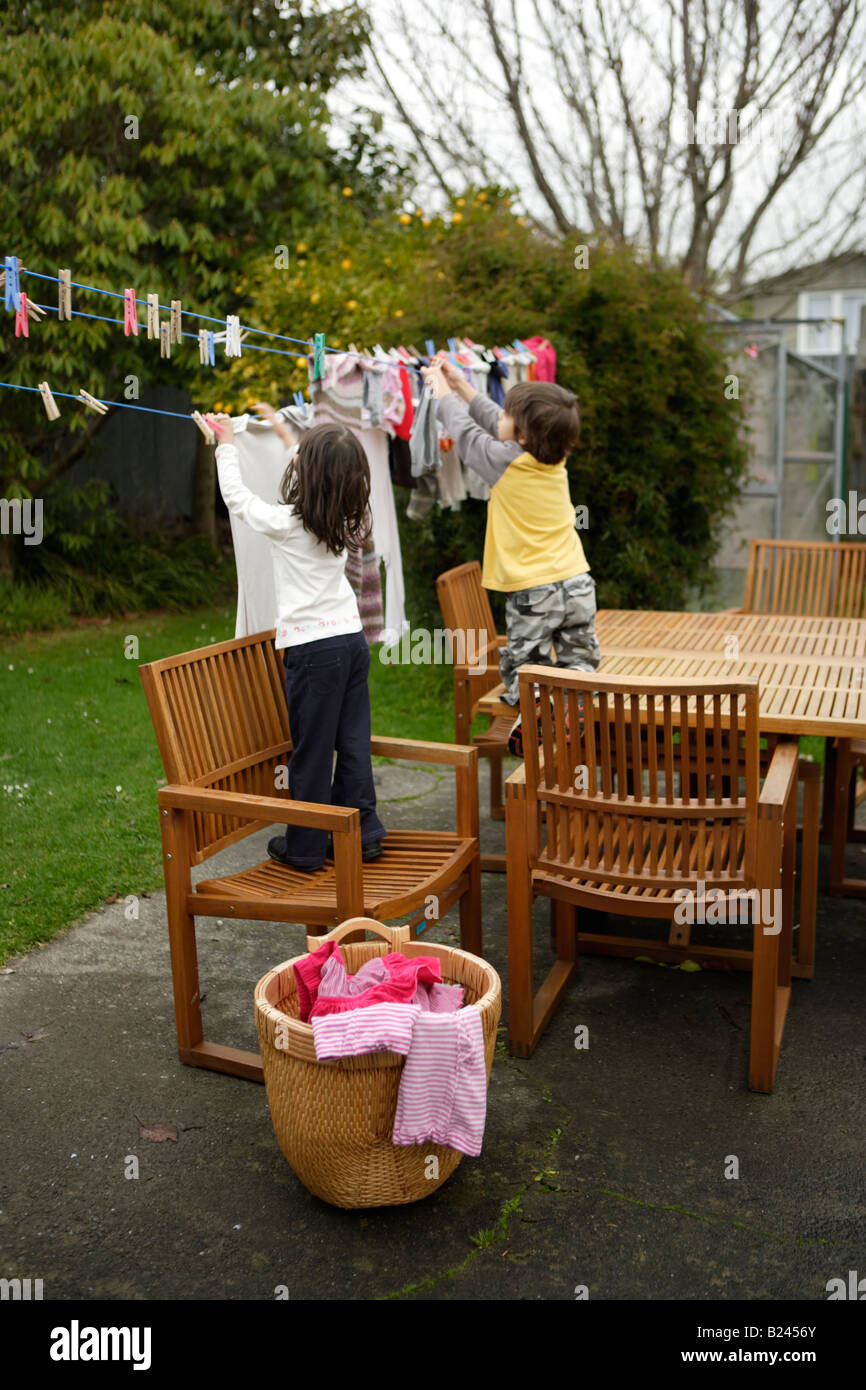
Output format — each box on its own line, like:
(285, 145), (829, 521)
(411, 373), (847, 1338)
(362, 840), (384, 862)
(267, 836), (323, 873)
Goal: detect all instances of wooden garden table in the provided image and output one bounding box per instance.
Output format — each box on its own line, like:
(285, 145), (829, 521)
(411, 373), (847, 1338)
(478, 609), (866, 739)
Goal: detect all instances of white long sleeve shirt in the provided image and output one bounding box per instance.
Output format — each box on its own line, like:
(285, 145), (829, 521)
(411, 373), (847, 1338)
(215, 442), (361, 649)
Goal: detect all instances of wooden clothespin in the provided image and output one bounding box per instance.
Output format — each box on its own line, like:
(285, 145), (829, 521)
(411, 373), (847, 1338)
(58, 270), (72, 321)
(123, 288), (139, 337)
(170, 299), (182, 344)
(77, 389), (109, 415)
(26, 298), (45, 321)
(37, 381), (61, 420)
(190, 410), (215, 445)
(146, 293), (160, 339)
(160, 321), (171, 359)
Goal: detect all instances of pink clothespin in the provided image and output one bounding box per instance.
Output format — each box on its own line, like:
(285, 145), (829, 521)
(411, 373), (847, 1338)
(14, 292), (29, 337)
(123, 288), (139, 337)
(203, 412), (226, 438)
(744, 343), (759, 359)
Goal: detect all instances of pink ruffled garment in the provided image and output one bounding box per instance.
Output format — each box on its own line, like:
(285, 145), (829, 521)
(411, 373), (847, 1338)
(522, 335), (557, 381)
(293, 939), (461, 1021)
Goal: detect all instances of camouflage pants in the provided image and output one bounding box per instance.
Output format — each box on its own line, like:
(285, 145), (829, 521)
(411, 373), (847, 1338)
(500, 573), (601, 705)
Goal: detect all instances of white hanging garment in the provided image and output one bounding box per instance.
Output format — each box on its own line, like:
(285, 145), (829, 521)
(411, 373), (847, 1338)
(228, 407), (407, 641)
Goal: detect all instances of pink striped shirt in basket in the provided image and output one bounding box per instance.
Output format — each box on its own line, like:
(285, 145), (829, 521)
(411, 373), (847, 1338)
(310, 1003), (488, 1157)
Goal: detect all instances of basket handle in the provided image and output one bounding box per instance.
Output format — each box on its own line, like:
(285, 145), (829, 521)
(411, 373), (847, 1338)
(305, 918), (412, 953)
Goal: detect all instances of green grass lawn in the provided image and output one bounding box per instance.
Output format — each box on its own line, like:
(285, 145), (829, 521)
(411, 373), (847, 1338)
(0, 608), (454, 964)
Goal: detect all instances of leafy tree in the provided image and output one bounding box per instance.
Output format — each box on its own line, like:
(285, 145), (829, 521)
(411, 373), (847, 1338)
(0, 1), (381, 572)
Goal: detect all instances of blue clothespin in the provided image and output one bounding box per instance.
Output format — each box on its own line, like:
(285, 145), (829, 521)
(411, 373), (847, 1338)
(293, 391), (304, 408)
(512, 339), (525, 352)
(312, 333), (326, 380)
(425, 339), (436, 358)
(206, 330), (215, 367)
(4, 257), (21, 312)
(447, 336), (460, 365)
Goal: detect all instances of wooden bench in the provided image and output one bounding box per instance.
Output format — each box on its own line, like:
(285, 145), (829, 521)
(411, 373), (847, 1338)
(140, 629), (481, 1083)
(505, 668), (813, 1092)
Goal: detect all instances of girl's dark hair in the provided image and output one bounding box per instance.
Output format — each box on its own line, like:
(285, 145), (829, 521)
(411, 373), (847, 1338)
(280, 423), (371, 555)
(505, 382), (581, 464)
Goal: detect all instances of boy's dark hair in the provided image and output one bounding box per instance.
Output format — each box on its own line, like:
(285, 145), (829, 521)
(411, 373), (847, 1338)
(505, 381), (580, 464)
(280, 422), (371, 555)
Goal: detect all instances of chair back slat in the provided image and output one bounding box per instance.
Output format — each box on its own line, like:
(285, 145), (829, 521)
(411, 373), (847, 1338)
(140, 630), (292, 862)
(519, 667), (761, 896)
(435, 561), (497, 647)
(743, 539), (866, 617)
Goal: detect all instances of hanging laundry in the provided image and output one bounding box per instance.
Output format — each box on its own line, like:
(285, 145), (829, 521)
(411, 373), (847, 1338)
(361, 365), (385, 427)
(344, 536), (385, 645)
(409, 386), (440, 477)
(310, 353), (408, 638)
(488, 358), (509, 406)
(388, 435), (415, 489)
(522, 336), (557, 381)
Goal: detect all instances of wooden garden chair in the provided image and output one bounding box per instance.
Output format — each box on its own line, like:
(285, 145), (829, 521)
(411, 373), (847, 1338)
(737, 537), (866, 893)
(140, 629), (480, 1083)
(505, 667), (813, 1093)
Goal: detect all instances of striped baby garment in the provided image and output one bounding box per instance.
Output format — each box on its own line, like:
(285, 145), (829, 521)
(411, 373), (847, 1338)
(392, 1009), (487, 1157)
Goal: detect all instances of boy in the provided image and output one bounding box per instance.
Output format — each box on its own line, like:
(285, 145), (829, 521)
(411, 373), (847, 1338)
(421, 358), (600, 704)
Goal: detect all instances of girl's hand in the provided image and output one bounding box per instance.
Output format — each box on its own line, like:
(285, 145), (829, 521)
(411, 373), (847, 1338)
(252, 401), (278, 423)
(211, 412), (234, 443)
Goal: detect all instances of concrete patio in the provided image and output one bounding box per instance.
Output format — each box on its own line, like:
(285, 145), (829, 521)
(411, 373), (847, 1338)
(1, 760), (864, 1301)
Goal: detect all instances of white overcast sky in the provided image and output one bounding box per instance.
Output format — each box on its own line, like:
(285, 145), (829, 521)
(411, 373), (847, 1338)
(320, 0), (866, 286)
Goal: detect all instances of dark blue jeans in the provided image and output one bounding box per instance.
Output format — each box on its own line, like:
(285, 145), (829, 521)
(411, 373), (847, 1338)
(280, 630), (386, 867)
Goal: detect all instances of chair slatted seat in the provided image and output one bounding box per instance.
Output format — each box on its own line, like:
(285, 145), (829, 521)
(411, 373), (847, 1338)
(140, 629), (480, 1083)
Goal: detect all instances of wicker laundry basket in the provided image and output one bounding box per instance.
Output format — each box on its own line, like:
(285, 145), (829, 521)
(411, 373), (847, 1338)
(254, 918), (501, 1209)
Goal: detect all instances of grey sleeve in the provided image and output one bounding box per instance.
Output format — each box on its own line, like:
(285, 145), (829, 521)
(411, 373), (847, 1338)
(435, 392), (521, 486)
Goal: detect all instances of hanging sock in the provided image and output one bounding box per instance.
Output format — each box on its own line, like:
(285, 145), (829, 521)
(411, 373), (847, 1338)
(123, 288), (139, 336)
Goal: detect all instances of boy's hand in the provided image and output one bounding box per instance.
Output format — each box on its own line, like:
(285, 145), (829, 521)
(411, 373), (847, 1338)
(437, 357), (464, 388)
(420, 362), (451, 400)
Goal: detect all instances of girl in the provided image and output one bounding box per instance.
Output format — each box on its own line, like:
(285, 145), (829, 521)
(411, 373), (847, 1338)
(212, 408), (386, 871)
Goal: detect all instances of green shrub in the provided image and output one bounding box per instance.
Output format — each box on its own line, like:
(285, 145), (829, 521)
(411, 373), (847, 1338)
(245, 196), (747, 618)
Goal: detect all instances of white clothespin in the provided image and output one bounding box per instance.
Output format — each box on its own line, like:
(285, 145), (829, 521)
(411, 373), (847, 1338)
(170, 299), (182, 344)
(191, 410), (215, 445)
(146, 294), (160, 339)
(58, 269), (72, 321)
(37, 381), (61, 420)
(160, 321), (171, 359)
(77, 389), (109, 415)
(224, 314), (242, 357)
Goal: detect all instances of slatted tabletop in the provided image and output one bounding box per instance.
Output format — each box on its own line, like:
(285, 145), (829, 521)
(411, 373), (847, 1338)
(478, 610), (866, 738)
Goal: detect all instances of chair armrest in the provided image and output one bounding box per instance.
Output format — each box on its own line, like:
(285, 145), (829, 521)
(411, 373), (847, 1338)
(758, 743), (799, 819)
(370, 735), (476, 767)
(158, 784), (359, 832)
(505, 762), (527, 788)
